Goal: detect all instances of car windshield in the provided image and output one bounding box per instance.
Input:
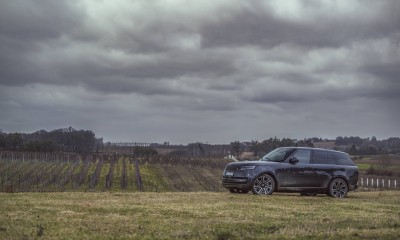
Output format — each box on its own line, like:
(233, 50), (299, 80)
(261, 148), (295, 162)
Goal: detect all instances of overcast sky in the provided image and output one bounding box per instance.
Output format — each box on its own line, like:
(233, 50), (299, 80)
(0, 0), (399, 144)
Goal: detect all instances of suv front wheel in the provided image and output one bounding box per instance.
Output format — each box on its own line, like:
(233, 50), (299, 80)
(252, 174), (275, 195)
(328, 178), (348, 198)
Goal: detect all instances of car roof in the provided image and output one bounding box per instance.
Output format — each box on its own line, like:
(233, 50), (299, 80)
(277, 147), (348, 154)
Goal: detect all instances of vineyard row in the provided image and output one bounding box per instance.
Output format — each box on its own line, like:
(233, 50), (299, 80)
(0, 152), (229, 192)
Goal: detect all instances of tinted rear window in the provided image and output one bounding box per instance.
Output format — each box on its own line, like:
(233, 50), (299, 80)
(312, 150), (355, 166)
(312, 150), (336, 165)
(331, 152), (355, 166)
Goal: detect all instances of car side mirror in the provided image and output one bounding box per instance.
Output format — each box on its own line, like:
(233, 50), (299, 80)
(289, 157), (299, 164)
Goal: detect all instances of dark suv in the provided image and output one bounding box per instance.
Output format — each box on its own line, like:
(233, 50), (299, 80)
(222, 147), (358, 198)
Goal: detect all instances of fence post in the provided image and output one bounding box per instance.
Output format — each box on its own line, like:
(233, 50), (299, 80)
(395, 180), (397, 189)
(382, 179), (384, 188)
(389, 180), (391, 188)
(367, 178), (369, 187)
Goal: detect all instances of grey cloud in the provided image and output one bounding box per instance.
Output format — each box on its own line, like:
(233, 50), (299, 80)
(200, 1), (400, 49)
(206, 81), (242, 91)
(1, 0), (399, 142)
(244, 77), (399, 104)
(53, 48), (237, 94)
(0, 0), (84, 85)
(0, 0), (82, 40)
(364, 62), (400, 86)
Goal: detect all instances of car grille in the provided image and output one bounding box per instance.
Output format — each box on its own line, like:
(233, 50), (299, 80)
(224, 165), (240, 171)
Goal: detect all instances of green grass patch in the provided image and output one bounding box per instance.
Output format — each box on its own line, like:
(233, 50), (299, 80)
(357, 163), (372, 170)
(140, 165), (171, 192)
(76, 161), (97, 191)
(94, 161), (109, 191)
(112, 158), (123, 191)
(0, 191), (399, 239)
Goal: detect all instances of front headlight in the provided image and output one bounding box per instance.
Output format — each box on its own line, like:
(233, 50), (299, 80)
(239, 166), (256, 171)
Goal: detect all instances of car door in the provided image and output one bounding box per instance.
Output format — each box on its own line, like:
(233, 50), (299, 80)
(285, 149), (316, 187)
(310, 150), (338, 188)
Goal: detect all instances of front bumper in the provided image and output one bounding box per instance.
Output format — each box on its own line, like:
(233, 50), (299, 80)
(222, 176), (252, 189)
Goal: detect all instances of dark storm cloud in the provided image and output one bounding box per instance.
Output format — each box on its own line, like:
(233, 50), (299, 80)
(1, 0), (399, 141)
(364, 62), (400, 87)
(55, 50), (236, 91)
(0, 1), (236, 95)
(1, 0), (399, 98)
(0, 0), (81, 40)
(201, 1), (400, 49)
(0, 0), (83, 85)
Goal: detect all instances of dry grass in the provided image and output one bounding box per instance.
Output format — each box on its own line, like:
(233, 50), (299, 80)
(0, 191), (399, 239)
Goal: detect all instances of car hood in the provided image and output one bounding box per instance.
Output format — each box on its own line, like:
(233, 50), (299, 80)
(226, 160), (279, 166)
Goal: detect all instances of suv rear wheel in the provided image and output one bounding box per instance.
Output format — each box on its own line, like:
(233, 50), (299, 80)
(252, 174), (275, 195)
(328, 178), (348, 198)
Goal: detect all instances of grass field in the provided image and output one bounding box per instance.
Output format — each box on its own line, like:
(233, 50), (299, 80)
(1, 191), (399, 239)
(356, 163), (372, 171)
(354, 155), (400, 177)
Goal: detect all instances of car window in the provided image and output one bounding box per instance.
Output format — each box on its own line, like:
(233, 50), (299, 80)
(312, 150), (326, 164)
(293, 150), (311, 164)
(262, 148), (295, 162)
(332, 152), (355, 166)
(312, 150), (336, 165)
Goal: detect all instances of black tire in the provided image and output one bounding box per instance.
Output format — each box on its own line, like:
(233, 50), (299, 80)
(252, 174), (275, 195)
(229, 188), (237, 193)
(328, 178), (348, 198)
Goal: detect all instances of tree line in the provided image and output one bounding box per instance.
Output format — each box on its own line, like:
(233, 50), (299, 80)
(231, 136), (400, 159)
(335, 136), (400, 155)
(0, 127), (101, 153)
(1, 127), (399, 156)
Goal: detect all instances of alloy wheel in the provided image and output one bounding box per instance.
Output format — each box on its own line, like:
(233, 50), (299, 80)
(329, 178), (348, 198)
(252, 174), (275, 195)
